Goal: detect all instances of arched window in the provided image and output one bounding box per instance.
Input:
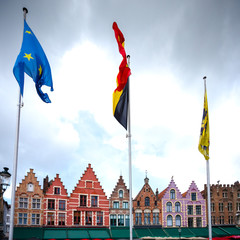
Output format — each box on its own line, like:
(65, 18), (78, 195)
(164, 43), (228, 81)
(176, 215), (181, 226)
(145, 197), (150, 206)
(175, 202), (181, 212)
(166, 202), (172, 212)
(170, 189), (175, 199)
(167, 215), (173, 226)
(119, 190), (123, 198)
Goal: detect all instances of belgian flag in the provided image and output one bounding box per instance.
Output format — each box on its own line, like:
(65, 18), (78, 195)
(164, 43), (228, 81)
(112, 22), (131, 130)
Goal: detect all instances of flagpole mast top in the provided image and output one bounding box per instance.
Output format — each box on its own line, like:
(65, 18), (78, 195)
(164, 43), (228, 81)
(23, 7), (28, 20)
(203, 76), (207, 89)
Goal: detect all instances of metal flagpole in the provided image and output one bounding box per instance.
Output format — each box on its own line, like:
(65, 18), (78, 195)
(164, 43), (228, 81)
(206, 159), (212, 240)
(204, 77), (212, 240)
(127, 55), (133, 240)
(9, 7), (27, 240)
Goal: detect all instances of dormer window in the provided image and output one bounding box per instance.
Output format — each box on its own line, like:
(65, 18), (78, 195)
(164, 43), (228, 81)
(119, 190), (123, 198)
(27, 183), (34, 192)
(170, 189), (175, 199)
(145, 197), (150, 206)
(54, 187), (60, 195)
(191, 192), (197, 201)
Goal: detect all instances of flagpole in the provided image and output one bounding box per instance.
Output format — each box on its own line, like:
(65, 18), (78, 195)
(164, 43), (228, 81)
(203, 76), (212, 240)
(126, 55), (133, 240)
(9, 7), (27, 240)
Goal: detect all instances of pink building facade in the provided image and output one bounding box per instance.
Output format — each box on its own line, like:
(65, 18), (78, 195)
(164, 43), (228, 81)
(159, 178), (206, 227)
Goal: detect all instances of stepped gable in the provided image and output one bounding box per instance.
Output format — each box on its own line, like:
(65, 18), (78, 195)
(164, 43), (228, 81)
(71, 163), (107, 196)
(158, 177), (182, 199)
(111, 175), (129, 197)
(184, 180), (204, 202)
(45, 173), (68, 196)
(16, 168), (43, 194)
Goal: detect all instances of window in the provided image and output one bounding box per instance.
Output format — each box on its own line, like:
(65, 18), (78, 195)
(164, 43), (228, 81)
(188, 205), (193, 215)
(18, 213), (27, 225)
(228, 202), (233, 212)
(91, 196), (98, 207)
(196, 217), (202, 227)
(27, 183), (34, 192)
(170, 189), (175, 199)
(118, 214), (124, 226)
(196, 205), (201, 215)
(97, 212), (103, 225)
(175, 202), (181, 212)
(110, 214), (117, 226)
(86, 211), (92, 225)
(153, 213), (159, 225)
(167, 215), (173, 226)
(176, 215), (181, 227)
(54, 187), (60, 195)
(59, 200), (66, 210)
(113, 201), (119, 209)
(47, 212), (54, 225)
(145, 197), (150, 206)
(123, 202), (129, 209)
(19, 197), (28, 209)
(236, 202), (240, 211)
(188, 217), (193, 227)
(237, 191), (240, 198)
(135, 213), (142, 225)
(228, 215), (233, 224)
(80, 195), (87, 207)
(144, 213), (150, 225)
(119, 190), (123, 198)
(155, 200), (157, 206)
(219, 202), (224, 212)
(48, 199), (55, 210)
(32, 198), (40, 209)
(191, 192), (197, 201)
(58, 213), (65, 225)
(74, 211), (81, 225)
(31, 214), (40, 225)
(166, 202), (172, 212)
(219, 216), (224, 224)
(137, 201), (140, 207)
(222, 191), (228, 198)
(211, 216), (215, 225)
(125, 215), (130, 226)
(211, 202), (215, 212)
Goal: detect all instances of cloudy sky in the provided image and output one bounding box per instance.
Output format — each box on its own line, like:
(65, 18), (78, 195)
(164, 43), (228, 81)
(1, 0), (240, 203)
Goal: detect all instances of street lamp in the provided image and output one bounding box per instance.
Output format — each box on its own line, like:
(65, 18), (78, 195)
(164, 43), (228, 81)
(178, 226), (181, 240)
(0, 167), (11, 196)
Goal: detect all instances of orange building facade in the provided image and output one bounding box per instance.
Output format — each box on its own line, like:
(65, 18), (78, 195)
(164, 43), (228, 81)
(14, 169), (44, 226)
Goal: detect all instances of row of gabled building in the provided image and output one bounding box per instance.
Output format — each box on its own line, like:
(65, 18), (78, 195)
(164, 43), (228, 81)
(13, 164), (240, 229)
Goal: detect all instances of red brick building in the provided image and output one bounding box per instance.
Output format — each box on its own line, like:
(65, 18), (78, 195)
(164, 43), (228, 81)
(109, 175), (130, 227)
(68, 164), (109, 226)
(202, 181), (240, 226)
(133, 176), (160, 226)
(14, 169), (44, 226)
(43, 174), (68, 226)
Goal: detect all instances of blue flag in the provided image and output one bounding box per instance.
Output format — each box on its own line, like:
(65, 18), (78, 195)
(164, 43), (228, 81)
(13, 20), (53, 103)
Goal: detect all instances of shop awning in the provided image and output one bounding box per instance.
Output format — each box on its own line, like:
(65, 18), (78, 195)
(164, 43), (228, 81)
(88, 229), (111, 239)
(14, 227), (43, 239)
(43, 228), (67, 239)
